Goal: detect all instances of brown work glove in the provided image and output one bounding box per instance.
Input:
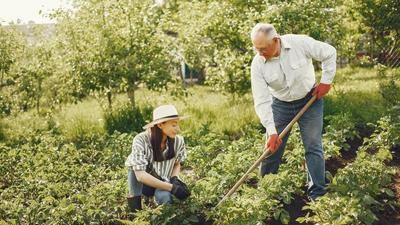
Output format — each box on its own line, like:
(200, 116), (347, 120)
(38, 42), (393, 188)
(312, 83), (331, 99)
(266, 133), (282, 154)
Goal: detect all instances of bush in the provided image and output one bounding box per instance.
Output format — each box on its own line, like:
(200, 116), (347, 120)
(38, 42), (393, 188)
(0, 120), (5, 142)
(0, 94), (13, 117)
(103, 104), (153, 134)
(323, 112), (359, 159)
(376, 65), (400, 108)
(61, 116), (105, 146)
(324, 91), (385, 126)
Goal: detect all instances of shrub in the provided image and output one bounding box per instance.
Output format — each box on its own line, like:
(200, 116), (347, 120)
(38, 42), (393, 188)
(104, 105), (153, 134)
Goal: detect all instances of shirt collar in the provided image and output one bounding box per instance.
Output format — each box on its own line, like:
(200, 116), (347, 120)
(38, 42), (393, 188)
(280, 37), (292, 49)
(258, 37), (292, 63)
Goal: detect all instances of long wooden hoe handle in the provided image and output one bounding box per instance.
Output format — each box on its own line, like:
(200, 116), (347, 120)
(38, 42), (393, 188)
(216, 95), (317, 207)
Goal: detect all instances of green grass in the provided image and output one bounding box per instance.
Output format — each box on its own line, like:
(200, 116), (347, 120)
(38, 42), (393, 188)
(324, 66), (399, 126)
(115, 86), (259, 136)
(2, 66), (397, 141)
(1, 110), (49, 142)
(54, 97), (105, 141)
(1, 97), (105, 143)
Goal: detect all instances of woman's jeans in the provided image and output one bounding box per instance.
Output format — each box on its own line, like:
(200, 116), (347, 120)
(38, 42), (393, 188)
(260, 91), (326, 200)
(128, 169), (172, 205)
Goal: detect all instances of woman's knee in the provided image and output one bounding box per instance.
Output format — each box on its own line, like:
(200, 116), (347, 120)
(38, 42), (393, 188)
(155, 190), (172, 205)
(128, 169), (143, 197)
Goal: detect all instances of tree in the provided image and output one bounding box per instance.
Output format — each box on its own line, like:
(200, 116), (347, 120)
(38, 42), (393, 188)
(352, 0), (400, 66)
(166, 0), (347, 97)
(13, 25), (55, 113)
(0, 25), (26, 115)
(0, 25), (26, 88)
(53, 0), (179, 109)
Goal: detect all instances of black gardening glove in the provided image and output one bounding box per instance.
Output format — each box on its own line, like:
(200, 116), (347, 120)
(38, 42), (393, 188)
(171, 183), (190, 200)
(170, 176), (184, 186)
(170, 176), (191, 200)
(170, 176), (190, 194)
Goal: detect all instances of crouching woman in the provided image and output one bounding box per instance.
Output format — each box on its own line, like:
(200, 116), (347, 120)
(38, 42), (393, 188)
(125, 105), (191, 212)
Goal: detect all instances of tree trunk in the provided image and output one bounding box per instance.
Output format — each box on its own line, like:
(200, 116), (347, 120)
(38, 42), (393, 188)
(0, 71), (4, 88)
(36, 97), (40, 114)
(36, 79), (42, 114)
(127, 85), (135, 108)
(107, 90), (112, 110)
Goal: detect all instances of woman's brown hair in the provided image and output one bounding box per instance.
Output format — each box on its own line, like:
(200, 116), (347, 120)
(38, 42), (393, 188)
(150, 125), (175, 162)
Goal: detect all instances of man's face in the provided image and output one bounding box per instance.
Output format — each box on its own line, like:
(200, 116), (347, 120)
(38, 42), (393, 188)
(252, 33), (280, 60)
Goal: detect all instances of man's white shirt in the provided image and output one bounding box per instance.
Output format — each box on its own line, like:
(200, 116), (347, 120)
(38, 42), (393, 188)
(250, 34), (336, 135)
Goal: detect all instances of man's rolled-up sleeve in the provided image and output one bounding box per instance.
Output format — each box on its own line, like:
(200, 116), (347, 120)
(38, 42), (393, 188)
(301, 36), (337, 84)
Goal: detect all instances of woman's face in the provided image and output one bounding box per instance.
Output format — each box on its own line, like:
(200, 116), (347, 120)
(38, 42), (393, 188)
(158, 119), (180, 138)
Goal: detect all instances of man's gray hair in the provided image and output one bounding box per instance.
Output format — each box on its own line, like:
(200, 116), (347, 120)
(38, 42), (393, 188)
(250, 23), (279, 41)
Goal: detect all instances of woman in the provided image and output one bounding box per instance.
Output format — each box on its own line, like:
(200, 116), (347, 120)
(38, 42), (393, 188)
(125, 104), (190, 212)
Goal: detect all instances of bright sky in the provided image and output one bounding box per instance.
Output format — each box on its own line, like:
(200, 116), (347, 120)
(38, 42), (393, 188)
(0, 0), (73, 25)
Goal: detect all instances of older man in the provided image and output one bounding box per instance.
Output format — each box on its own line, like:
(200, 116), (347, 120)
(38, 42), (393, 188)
(250, 23), (336, 200)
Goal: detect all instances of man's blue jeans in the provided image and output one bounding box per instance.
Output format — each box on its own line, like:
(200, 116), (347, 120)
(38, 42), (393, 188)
(128, 169), (172, 205)
(260, 92), (326, 199)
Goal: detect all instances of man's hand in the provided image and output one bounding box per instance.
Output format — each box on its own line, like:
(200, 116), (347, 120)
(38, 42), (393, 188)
(312, 83), (331, 99)
(266, 133), (282, 154)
